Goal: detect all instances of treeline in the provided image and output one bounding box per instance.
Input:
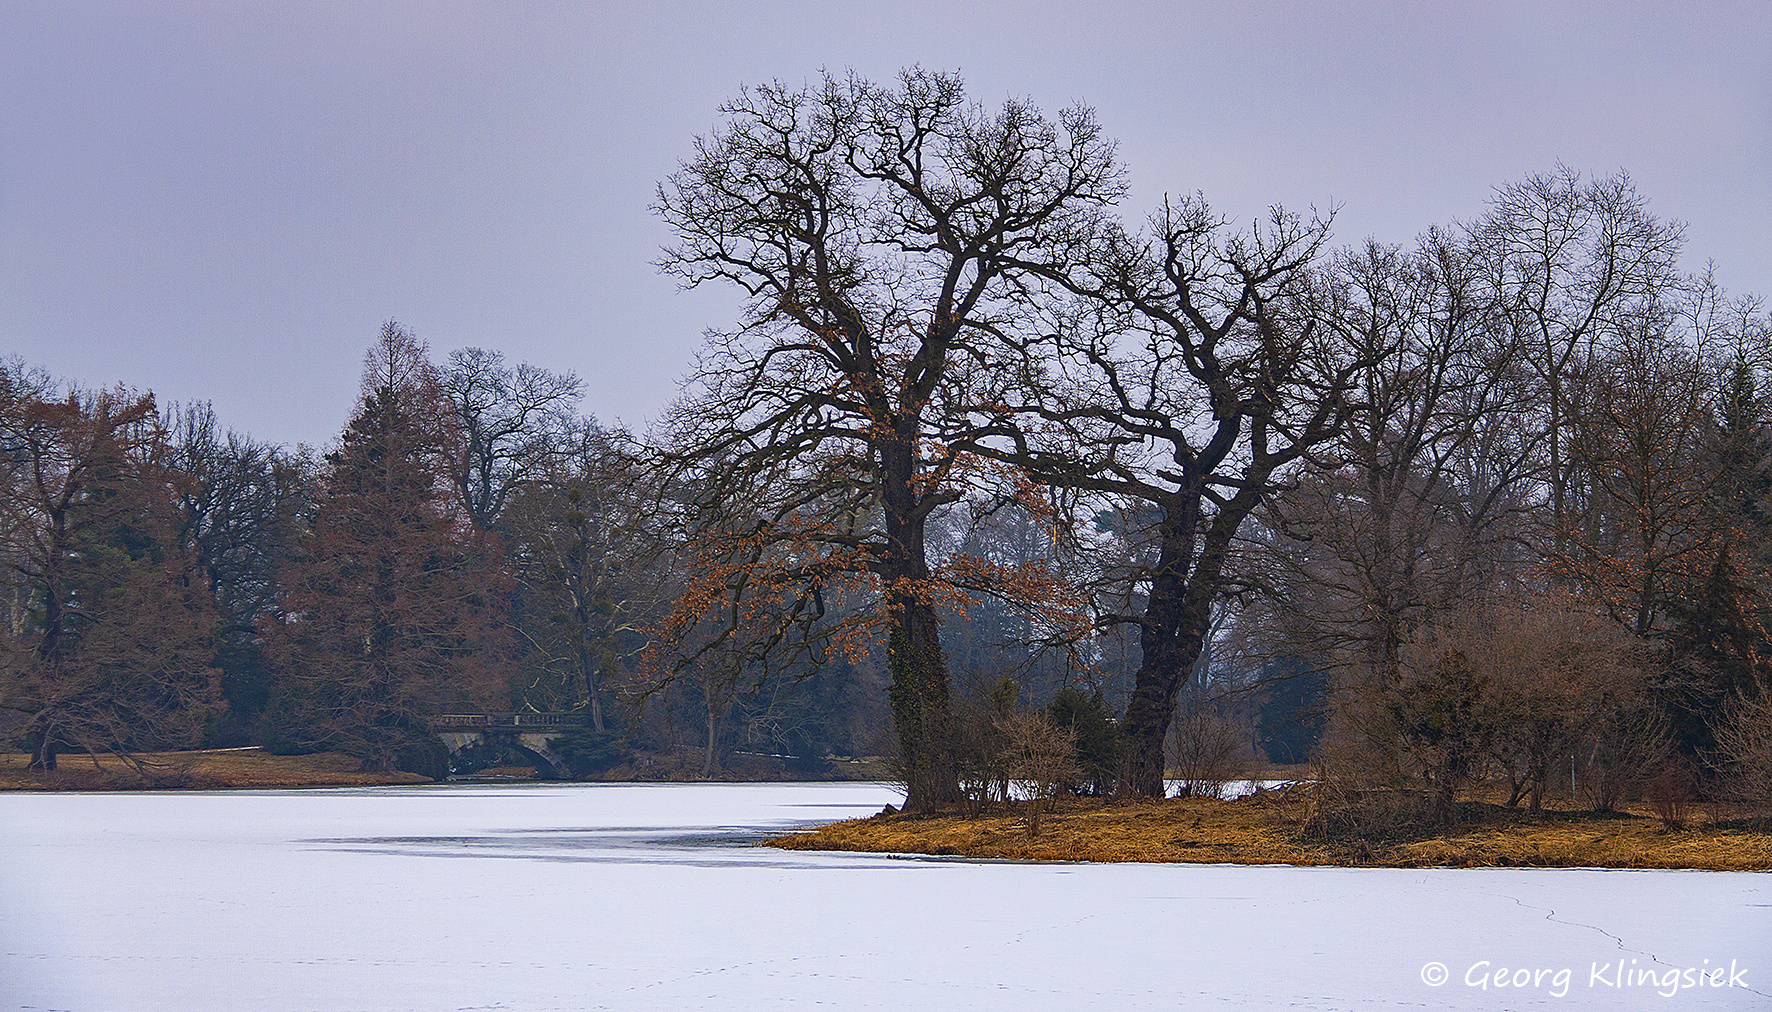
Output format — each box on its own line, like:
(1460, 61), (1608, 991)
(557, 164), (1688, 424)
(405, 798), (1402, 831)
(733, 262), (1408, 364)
(4, 69), (1769, 812)
(0, 326), (892, 777)
(645, 69), (1772, 815)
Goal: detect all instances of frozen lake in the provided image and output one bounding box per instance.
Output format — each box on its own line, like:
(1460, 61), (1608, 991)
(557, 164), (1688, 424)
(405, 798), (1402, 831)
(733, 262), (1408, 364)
(2, 781), (1766, 1010)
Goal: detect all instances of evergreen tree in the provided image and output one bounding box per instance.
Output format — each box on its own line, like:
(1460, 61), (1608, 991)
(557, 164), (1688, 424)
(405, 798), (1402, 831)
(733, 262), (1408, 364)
(1661, 346), (1772, 753)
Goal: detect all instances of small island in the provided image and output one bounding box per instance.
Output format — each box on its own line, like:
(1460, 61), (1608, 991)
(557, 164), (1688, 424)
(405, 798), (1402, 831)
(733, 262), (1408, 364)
(767, 787), (1772, 872)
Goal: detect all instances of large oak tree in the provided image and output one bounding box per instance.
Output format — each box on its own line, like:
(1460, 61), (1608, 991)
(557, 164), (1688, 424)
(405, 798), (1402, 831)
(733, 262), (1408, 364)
(968, 198), (1361, 794)
(654, 69), (1122, 809)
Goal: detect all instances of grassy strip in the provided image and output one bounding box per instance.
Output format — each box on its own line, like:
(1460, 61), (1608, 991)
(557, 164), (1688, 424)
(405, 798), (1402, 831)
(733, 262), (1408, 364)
(765, 790), (1772, 871)
(0, 746), (896, 790)
(0, 749), (431, 791)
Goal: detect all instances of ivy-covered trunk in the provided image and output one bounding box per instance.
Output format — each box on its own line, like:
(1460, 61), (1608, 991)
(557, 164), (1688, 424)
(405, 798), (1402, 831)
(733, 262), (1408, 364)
(881, 431), (961, 813)
(887, 596), (960, 811)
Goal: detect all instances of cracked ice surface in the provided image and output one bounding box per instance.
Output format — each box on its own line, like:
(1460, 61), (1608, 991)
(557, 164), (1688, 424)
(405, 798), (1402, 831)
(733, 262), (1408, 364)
(2, 782), (1766, 1010)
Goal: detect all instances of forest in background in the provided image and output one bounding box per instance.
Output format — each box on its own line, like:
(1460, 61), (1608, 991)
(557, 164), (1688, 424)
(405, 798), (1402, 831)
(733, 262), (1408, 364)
(5, 70), (1770, 819)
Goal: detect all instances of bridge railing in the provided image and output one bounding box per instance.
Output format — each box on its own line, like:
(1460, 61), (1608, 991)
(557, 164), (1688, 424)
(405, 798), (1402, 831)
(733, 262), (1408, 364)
(434, 713), (595, 730)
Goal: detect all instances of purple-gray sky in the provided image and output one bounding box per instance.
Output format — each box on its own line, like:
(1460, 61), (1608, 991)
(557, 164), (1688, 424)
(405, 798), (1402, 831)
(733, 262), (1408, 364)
(4, 2), (1768, 448)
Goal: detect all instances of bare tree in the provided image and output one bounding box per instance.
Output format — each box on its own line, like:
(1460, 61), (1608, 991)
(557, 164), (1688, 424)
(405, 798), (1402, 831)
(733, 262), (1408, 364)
(1467, 166), (1686, 555)
(642, 520), (841, 776)
(1560, 315), (1720, 636)
(506, 420), (669, 733)
(965, 196), (1360, 796)
(1260, 232), (1535, 688)
(440, 348), (583, 533)
(654, 68), (1123, 810)
(166, 403), (305, 738)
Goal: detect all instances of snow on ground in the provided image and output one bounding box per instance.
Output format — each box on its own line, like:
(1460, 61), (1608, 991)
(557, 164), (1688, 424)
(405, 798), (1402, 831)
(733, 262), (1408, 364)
(2, 782), (1766, 1010)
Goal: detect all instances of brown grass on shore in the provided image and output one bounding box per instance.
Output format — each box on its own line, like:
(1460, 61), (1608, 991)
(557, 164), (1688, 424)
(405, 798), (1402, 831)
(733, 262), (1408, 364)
(766, 788), (1772, 871)
(0, 748), (431, 791)
(0, 746), (897, 790)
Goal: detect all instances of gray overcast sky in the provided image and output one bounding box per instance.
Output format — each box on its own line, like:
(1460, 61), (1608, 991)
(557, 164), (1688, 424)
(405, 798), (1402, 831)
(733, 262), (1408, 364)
(4, 1), (1769, 448)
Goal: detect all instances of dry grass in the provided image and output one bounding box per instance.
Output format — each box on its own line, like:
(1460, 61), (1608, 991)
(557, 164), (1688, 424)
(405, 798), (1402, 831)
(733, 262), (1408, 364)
(0, 746), (896, 790)
(0, 748), (431, 791)
(767, 788), (1772, 871)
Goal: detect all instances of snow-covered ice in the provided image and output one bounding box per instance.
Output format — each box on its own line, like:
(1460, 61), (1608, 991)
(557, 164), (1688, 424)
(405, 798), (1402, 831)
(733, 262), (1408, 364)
(2, 781), (1766, 1010)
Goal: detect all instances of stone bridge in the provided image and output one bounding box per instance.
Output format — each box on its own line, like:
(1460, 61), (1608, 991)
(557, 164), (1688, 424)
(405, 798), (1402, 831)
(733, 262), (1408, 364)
(433, 713), (594, 778)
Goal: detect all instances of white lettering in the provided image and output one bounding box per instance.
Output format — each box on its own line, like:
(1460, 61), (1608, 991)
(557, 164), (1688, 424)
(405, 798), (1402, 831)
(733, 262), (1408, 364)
(1657, 968), (1681, 997)
(1444, 956), (1738, 996)
(1465, 961), (1491, 988)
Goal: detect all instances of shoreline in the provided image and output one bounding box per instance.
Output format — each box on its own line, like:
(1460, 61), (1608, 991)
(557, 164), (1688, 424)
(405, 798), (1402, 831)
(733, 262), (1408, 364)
(0, 747), (887, 792)
(12, 752), (1767, 874)
(763, 791), (1772, 872)
(0, 748), (431, 791)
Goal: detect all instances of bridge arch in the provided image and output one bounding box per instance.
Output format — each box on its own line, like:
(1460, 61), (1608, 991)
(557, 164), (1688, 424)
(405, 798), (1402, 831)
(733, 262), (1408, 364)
(433, 713), (593, 778)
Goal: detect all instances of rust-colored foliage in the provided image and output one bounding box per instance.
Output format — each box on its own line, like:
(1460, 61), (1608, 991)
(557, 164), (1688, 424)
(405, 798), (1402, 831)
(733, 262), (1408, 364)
(0, 364), (221, 770)
(264, 324), (515, 772)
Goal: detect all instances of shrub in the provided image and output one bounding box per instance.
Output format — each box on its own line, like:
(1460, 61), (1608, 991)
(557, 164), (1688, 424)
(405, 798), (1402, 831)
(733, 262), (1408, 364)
(1382, 646), (1491, 823)
(1646, 756), (1696, 829)
(395, 737), (451, 780)
(952, 675), (1018, 814)
(1297, 725), (1439, 840)
(1709, 692), (1772, 803)
(1577, 705), (1672, 812)
(997, 712), (1081, 837)
(1168, 702), (1253, 800)
(1047, 687), (1119, 795)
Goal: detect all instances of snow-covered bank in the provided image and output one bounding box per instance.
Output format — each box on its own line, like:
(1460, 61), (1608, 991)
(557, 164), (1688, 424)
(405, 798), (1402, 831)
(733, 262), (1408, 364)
(2, 782), (1766, 1010)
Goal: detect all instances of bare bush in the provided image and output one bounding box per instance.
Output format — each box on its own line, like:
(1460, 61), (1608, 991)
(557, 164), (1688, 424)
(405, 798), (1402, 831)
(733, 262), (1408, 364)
(1318, 595), (1654, 823)
(1168, 703), (1254, 799)
(1577, 705), (1673, 812)
(1475, 599), (1647, 810)
(1646, 756), (1696, 829)
(997, 712), (1081, 837)
(1710, 692), (1772, 803)
(1299, 731), (1436, 839)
